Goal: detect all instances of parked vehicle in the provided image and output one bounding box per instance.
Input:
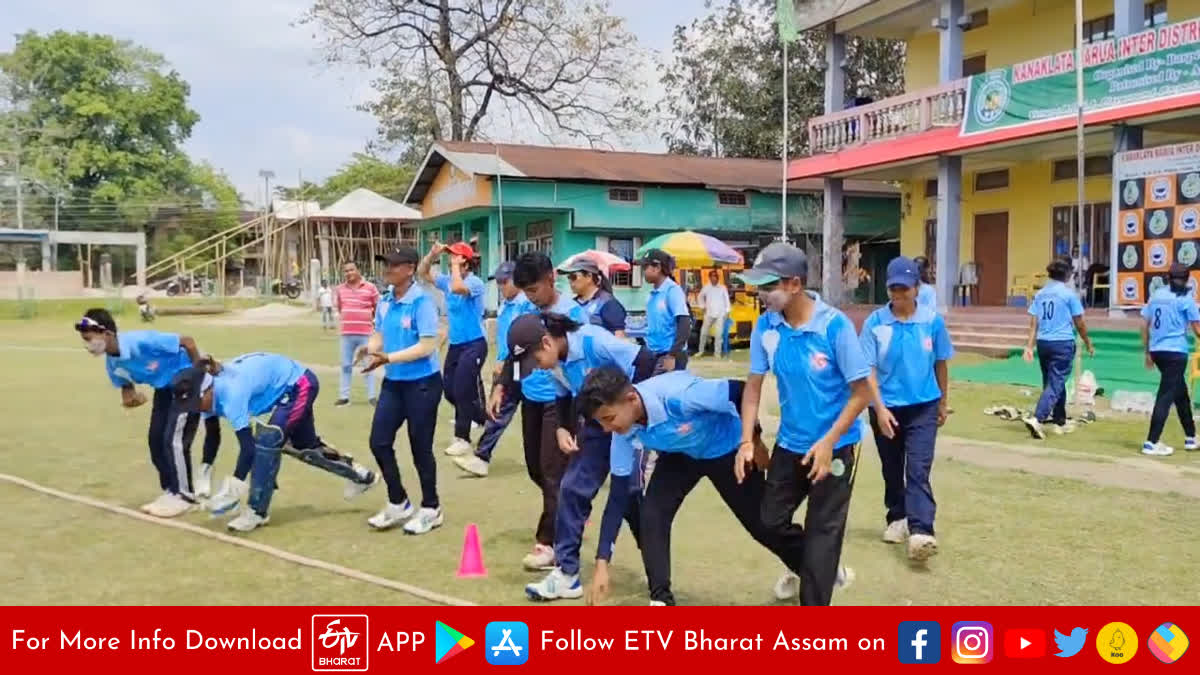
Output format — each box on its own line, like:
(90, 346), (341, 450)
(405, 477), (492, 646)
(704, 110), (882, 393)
(271, 278), (303, 300)
(165, 275), (215, 297)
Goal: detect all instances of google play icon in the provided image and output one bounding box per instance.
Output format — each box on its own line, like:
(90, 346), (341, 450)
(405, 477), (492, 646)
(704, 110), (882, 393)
(435, 621), (475, 664)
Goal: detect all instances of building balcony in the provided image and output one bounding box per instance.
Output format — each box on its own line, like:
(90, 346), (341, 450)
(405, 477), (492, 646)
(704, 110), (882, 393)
(808, 79), (969, 155)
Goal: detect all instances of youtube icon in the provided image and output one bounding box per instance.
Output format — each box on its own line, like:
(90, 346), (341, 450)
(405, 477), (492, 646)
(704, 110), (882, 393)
(1003, 629), (1047, 658)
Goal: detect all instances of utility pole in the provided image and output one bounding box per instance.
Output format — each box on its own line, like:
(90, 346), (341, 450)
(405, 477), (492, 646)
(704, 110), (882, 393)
(259, 168), (275, 292)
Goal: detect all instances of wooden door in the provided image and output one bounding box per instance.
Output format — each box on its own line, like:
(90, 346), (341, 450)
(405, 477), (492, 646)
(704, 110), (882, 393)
(973, 212), (1009, 305)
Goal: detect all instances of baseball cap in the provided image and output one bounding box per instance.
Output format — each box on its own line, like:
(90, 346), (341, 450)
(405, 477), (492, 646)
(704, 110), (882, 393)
(734, 242), (807, 286)
(74, 308), (117, 334)
(1169, 262), (1190, 279)
(447, 241), (477, 258)
(559, 258), (602, 275)
(171, 366), (213, 413)
(506, 313), (550, 378)
(634, 248), (675, 271)
(375, 247), (420, 266)
(490, 261), (517, 282)
(886, 256), (920, 288)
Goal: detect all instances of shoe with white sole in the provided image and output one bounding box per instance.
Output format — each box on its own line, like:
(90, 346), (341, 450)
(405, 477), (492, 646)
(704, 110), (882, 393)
(196, 464), (213, 498)
(1141, 441), (1175, 456)
(342, 464), (379, 500)
(443, 438), (471, 457)
(772, 565), (853, 601)
(882, 518), (909, 543)
(403, 507), (444, 535)
(367, 501), (414, 530)
(453, 455), (490, 477)
(835, 565), (855, 591)
(522, 543), (556, 571)
(227, 510), (269, 532)
(907, 533), (939, 561)
(525, 567), (583, 601)
(207, 476), (248, 517)
(649, 600), (668, 606)
(146, 493), (195, 518)
(1023, 417), (1046, 440)
(140, 492), (171, 513)
(1185, 437), (1198, 451)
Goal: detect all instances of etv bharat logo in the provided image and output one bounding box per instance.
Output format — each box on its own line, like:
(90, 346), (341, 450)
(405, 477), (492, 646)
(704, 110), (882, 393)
(312, 615), (369, 672)
(973, 75), (1011, 127)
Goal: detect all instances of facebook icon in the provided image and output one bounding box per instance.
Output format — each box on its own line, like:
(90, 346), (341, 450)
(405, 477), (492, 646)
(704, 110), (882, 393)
(898, 621), (941, 664)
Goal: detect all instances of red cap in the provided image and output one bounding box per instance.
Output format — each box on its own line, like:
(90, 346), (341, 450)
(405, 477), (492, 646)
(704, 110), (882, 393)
(447, 241), (477, 258)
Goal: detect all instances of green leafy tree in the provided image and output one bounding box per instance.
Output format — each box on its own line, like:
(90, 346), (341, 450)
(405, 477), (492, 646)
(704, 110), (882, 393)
(276, 152), (415, 205)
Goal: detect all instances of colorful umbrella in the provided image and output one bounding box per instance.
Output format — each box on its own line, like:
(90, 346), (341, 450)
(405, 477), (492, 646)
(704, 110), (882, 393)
(557, 249), (631, 277)
(637, 232), (744, 267)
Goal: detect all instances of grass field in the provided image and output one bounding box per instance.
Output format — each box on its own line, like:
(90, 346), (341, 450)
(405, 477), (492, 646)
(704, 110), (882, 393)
(2, 308), (1198, 605)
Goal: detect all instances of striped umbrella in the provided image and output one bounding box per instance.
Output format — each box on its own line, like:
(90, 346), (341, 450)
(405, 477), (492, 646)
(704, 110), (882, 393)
(637, 232), (744, 267)
(557, 249), (631, 277)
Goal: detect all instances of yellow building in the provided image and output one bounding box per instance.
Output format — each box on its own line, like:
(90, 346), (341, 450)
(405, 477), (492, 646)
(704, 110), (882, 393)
(789, 0), (1200, 308)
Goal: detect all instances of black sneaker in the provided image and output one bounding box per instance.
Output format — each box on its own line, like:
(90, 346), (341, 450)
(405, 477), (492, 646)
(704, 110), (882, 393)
(334, 399), (350, 407)
(368, 397), (378, 407)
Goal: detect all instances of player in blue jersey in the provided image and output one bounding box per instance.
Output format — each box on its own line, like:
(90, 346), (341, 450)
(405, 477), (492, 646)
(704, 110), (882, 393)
(561, 257), (627, 336)
(1140, 263), (1200, 456)
(635, 248), (691, 373)
(75, 308), (218, 518)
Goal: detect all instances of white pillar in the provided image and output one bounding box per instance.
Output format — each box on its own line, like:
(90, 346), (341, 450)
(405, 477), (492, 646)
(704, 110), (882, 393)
(135, 242), (147, 289)
(938, 0), (964, 82)
(936, 157), (962, 311)
(822, 26), (847, 304)
(1113, 0), (1141, 37)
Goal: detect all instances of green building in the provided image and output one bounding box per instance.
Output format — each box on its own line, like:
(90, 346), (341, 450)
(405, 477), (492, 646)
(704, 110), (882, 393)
(404, 142), (899, 308)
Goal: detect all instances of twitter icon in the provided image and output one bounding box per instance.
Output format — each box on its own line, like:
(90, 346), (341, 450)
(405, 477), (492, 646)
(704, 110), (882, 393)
(1054, 628), (1088, 658)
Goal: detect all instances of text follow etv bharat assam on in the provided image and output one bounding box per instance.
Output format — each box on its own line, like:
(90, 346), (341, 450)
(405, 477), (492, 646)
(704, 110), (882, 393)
(540, 629), (888, 653)
(11, 629), (303, 652)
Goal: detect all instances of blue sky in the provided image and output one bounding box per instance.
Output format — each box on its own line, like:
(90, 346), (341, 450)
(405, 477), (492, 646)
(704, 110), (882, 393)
(3, 0), (710, 205)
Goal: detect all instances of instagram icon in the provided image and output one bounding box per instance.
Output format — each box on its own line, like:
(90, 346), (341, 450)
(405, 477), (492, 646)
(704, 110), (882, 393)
(952, 621), (994, 664)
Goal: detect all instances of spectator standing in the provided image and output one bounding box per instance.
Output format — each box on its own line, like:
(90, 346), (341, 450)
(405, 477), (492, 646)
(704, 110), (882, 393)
(698, 270), (731, 358)
(334, 261), (381, 406)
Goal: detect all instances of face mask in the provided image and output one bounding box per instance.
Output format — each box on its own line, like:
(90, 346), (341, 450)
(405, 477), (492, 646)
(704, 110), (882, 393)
(85, 336), (107, 356)
(763, 288), (793, 313)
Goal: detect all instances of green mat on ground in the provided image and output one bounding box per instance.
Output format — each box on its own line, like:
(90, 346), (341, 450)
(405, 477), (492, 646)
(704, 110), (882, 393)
(951, 329), (1165, 394)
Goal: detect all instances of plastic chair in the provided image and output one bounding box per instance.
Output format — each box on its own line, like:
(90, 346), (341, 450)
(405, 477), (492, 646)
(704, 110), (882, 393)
(1090, 270), (1111, 307)
(1009, 275), (1034, 304)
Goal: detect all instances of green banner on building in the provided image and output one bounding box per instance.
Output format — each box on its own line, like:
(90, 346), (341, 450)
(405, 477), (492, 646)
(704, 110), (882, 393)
(962, 18), (1200, 135)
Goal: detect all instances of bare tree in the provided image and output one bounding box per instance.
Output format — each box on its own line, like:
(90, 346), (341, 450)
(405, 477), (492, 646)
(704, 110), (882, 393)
(302, 0), (648, 153)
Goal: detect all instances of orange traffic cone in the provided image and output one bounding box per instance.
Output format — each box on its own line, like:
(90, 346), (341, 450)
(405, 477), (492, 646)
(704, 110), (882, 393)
(456, 523), (488, 578)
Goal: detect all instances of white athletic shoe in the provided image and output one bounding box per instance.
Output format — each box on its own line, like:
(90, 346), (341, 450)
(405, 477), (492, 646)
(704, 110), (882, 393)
(343, 464), (379, 500)
(1141, 441), (1175, 456)
(1022, 417), (1046, 440)
(908, 534), (939, 561)
(649, 600), (667, 606)
(772, 566), (853, 601)
(196, 463), (213, 498)
(403, 507), (444, 535)
(525, 568), (583, 601)
(1186, 437), (1199, 451)
(146, 493), (194, 518)
(522, 544), (556, 571)
(836, 565), (856, 591)
(882, 519), (909, 543)
(453, 455), (490, 477)
(367, 501), (414, 530)
(141, 492), (171, 513)
(227, 510), (269, 532)
(443, 438), (471, 457)
(207, 476), (247, 517)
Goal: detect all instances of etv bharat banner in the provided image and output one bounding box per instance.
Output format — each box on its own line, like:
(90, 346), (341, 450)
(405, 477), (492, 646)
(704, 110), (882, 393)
(961, 18), (1200, 136)
(1112, 141), (1200, 307)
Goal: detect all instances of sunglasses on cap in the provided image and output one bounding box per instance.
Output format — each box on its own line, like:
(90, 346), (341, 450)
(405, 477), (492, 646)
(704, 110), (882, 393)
(73, 316), (110, 332)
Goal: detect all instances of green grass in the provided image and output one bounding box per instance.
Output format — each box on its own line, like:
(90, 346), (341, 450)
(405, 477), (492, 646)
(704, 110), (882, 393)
(1, 312), (1198, 605)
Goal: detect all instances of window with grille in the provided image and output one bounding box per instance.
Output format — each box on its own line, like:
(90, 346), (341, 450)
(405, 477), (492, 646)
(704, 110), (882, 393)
(608, 187), (641, 203)
(717, 191), (748, 207)
(608, 238), (635, 286)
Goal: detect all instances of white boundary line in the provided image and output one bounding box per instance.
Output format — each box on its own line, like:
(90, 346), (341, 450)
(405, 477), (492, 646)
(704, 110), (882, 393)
(0, 473), (477, 607)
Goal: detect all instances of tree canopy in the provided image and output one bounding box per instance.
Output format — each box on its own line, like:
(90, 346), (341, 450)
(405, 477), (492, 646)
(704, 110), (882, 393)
(275, 152), (415, 206)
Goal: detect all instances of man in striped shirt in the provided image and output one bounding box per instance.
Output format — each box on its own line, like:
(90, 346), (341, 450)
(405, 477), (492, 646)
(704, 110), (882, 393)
(334, 261), (381, 406)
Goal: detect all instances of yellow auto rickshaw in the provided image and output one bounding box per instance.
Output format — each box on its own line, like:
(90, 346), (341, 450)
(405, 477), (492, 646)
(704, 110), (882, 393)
(673, 266), (759, 350)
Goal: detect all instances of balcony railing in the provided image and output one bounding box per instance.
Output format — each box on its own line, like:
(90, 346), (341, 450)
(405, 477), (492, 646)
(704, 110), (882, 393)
(808, 79), (968, 154)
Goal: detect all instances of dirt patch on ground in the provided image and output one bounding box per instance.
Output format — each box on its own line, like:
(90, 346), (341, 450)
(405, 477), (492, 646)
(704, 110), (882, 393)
(203, 303), (313, 326)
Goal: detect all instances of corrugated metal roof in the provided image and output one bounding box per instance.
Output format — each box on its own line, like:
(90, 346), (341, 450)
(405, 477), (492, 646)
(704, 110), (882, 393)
(405, 141), (897, 204)
(313, 188), (421, 221)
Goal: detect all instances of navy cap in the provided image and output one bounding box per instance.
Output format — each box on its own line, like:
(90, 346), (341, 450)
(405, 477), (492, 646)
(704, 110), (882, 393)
(634, 248), (675, 272)
(376, 247), (420, 266)
(886, 256), (921, 288)
(735, 242), (807, 286)
(490, 261), (517, 283)
(171, 366), (213, 413)
(507, 313), (549, 378)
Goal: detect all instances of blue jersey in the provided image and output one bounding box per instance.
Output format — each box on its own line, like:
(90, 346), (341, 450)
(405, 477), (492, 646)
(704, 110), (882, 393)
(1029, 280), (1083, 342)
(521, 292), (586, 402)
(750, 293), (870, 451)
(860, 304), (954, 408)
(578, 290), (627, 334)
(435, 272), (486, 345)
(1142, 286), (1200, 354)
(556, 324), (642, 396)
(645, 277), (690, 353)
(610, 372), (742, 477)
(375, 282), (440, 381)
(211, 352), (305, 431)
(105, 330), (193, 390)
(495, 294), (537, 362)
(918, 283), (937, 312)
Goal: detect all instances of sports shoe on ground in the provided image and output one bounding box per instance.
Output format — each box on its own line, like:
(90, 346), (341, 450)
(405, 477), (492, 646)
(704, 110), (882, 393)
(141, 492), (171, 513)
(403, 507), (444, 535)
(882, 518), (908, 543)
(836, 565), (856, 591)
(649, 601), (667, 606)
(343, 465), (379, 500)
(334, 398), (350, 407)
(443, 438), (471, 457)
(207, 477), (247, 517)
(453, 455), (489, 477)
(772, 571), (800, 600)
(1141, 441), (1175, 456)
(907, 533), (939, 561)
(367, 501), (413, 530)
(368, 397), (378, 407)
(1185, 437), (1198, 451)
(525, 568), (583, 601)
(227, 511), (269, 532)
(196, 463), (213, 498)
(522, 544), (556, 571)
(1022, 417), (1046, 440)
(146, 493), (194, 518)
